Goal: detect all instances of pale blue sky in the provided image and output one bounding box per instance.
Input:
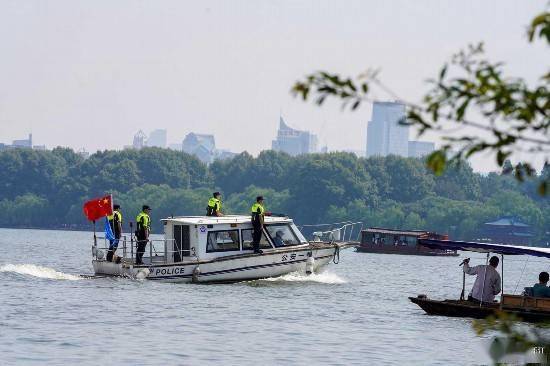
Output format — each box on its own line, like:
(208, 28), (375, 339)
(0, 0), (546, 171)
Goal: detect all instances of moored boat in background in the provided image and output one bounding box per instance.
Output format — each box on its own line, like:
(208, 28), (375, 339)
(356, 228), (458, 256)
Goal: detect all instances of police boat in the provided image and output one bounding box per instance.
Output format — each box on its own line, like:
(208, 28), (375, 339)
(91, 215), (355, 283)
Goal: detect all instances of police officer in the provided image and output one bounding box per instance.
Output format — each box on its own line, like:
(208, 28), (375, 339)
(206, 192), (223, 216)
(251, 196), (265, 254)
(106, 204), (122, 262)
(135, 205), (151, 265)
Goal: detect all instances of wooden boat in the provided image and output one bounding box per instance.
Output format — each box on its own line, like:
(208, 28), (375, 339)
(409, 295), (550, 322)
(409, 238), (550, 322)
(356, 228), (458, 256)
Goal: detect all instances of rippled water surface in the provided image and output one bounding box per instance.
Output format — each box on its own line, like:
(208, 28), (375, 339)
(2, 228), (548, 365)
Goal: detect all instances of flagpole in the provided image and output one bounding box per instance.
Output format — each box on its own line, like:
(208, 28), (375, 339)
(93, 220), (97, 246)
(92, 219), (97, 259)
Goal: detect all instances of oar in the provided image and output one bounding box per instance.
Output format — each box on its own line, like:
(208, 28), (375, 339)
(459, 258), (469, 300)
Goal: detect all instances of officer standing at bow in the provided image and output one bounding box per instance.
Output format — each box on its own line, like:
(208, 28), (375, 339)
(251, 196), (266, 254)
(135, 205), (151, 265)
(206, 192), (223, 216)
(106, 204), (122, 262)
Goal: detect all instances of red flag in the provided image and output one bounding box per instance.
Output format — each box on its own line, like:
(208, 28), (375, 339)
(82, 195), (113, 221)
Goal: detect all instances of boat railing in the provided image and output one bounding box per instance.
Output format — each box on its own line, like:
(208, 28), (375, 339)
(299, 221), (363, 242)
(92, 236), (193, 265)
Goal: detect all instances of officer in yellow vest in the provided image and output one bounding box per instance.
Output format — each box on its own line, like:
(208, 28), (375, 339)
(251, 196), (265, 254)
(206, 192), (223, 216)
(106, 204), (122, 262)
(135, 205), (151, 265)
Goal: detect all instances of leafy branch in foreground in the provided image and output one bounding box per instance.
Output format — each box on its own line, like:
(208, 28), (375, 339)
(473, 312), (550, 364)
(291, 11), (550, 195)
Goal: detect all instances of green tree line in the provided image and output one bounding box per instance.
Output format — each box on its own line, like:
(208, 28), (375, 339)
(0, 147), (548, 243)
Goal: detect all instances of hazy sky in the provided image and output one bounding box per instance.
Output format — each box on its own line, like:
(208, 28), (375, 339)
(0, 0), (547, 171)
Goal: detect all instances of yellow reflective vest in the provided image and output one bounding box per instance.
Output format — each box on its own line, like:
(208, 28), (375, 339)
(107, 210), (122, 223)
(136, 211), (150, 232)
(207, 197), (222, 215)
(251, 203), (265, 226)
(250, 203), (265, 215)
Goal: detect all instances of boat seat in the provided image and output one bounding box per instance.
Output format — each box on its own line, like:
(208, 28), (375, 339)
(502, 293), (550, 311)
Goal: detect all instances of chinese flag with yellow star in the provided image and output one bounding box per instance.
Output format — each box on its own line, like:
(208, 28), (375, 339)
(82, 195), (113, 221)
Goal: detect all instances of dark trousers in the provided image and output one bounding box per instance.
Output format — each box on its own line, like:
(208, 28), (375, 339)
(107, 237), (120, 262)
(136, 236), (148, 265)
(252, 225), (262, 252)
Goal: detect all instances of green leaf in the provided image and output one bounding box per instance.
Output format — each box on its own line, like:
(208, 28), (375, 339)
(426, 150), (447, 175)
(537, 181), (547, 196)
(439, 64), (448, 80)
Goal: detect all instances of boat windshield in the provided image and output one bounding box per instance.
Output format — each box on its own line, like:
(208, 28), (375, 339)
(265, 224), (302, 247)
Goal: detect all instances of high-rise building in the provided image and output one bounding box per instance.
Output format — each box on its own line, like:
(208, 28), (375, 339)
(214, 149), (238, 161)
(408, 141), (435, 158)
(148, 129), (167, 148)
(77, 148), (90, 159)
(12, 133), (33, 149)
(168, 143), (183, 151)
(133, 130), (147, 149)
(271, 117), (318, 156)
(366, 101), (409, 157)
(182, 133), (216, 164)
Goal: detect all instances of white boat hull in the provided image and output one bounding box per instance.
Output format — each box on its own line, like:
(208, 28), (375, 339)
(92, 244), (342, 283)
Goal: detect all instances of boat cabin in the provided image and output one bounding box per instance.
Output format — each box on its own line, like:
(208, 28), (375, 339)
(160, 215), (309, 263)
(357, 228), (457, 256)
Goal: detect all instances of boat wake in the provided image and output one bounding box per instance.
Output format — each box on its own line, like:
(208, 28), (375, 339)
(0, 263), (82, 281)
(259, 271), (347, 284)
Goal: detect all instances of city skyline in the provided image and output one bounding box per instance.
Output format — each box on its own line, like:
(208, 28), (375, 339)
(1, 109), (437, 159)
(0, 1), (545, 173)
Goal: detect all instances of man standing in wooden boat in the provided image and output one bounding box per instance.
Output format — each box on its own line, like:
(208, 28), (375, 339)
(463, 256), (501, 303)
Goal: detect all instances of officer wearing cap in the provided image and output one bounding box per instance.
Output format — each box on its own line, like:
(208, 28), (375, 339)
(135, 205), (152, 265)
(206, 192), (223, 216)
(250, 196), (265, 254)
(106, 204), (122, 262)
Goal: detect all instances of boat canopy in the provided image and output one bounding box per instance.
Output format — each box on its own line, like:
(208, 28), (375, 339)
(365, 228), (430, 236)
(419, 239), (550, 259)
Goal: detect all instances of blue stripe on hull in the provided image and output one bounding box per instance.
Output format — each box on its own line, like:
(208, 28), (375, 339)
(147, 254), (333, 280)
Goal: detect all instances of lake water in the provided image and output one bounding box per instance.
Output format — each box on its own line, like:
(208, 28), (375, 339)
(1, 228), (548, 365)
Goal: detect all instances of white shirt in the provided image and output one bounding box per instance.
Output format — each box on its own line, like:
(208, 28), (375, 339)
(463, 263), (501, 302)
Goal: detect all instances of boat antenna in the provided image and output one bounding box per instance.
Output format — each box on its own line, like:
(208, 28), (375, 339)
(479, 253), (490, 308)
(500, 254), (504, 307)
(513, 255), (530, 295)
(130, 222), (134, 261)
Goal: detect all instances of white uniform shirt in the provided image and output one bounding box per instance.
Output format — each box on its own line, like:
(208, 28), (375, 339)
(463, 263), (501, 302)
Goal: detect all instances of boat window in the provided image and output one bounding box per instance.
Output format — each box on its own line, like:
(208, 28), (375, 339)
(265, 224), (301, 247)
(206, 230), (240, 252)
(173, 225), (191, 261)
(241, 229), (273, 250)
(289, 223), (308, 243)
